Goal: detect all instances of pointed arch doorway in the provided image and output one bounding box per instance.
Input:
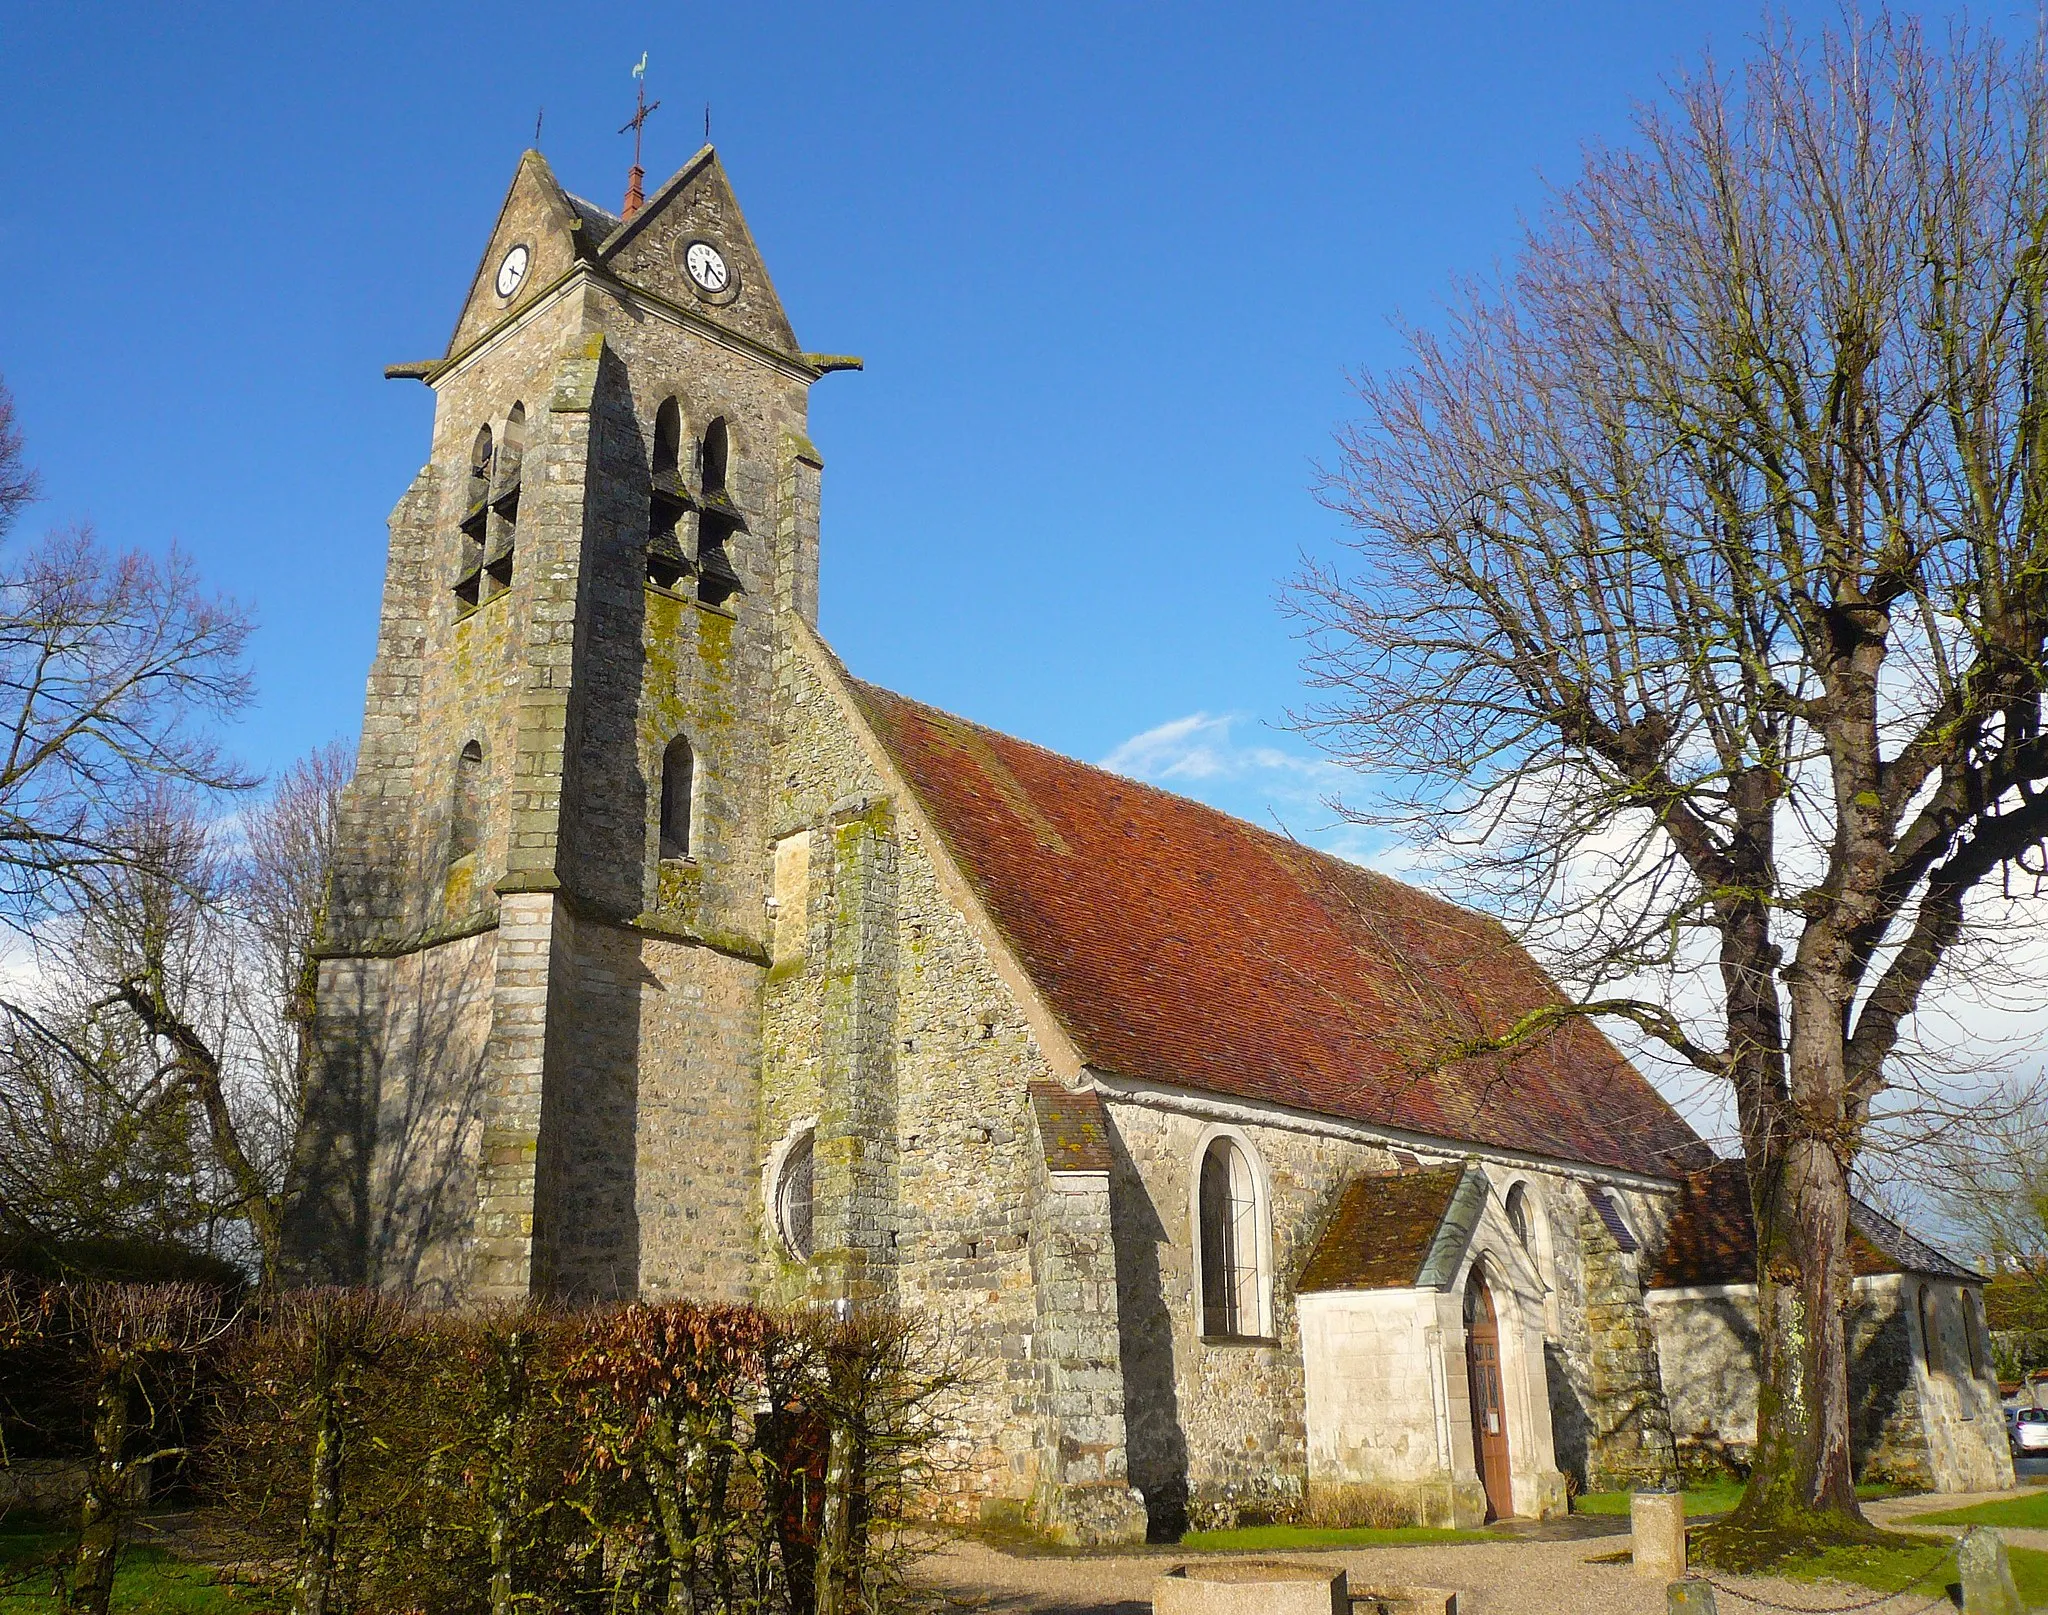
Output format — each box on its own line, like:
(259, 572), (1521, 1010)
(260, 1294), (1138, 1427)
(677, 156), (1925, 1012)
(1464, 1271), (1514, 1520)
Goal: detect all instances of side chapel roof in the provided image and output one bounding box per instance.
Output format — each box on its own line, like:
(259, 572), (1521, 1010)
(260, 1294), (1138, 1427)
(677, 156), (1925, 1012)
(848, 680), (1707, 1177)
(1646, 1158), (1980, 1288)
(1297, 1163), (1490, 1291)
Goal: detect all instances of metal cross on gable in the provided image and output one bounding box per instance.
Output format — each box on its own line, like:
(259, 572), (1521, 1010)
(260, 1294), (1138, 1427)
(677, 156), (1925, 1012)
(619, 52), (662, 218)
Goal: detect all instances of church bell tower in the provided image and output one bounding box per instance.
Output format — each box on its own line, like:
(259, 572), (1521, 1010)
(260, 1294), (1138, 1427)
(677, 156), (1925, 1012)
(289, 145), (858, 1304)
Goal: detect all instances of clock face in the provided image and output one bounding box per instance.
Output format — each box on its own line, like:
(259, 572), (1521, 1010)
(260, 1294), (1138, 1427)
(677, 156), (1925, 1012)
(683, 240), (731, 295)
(495, 244), (530, 300)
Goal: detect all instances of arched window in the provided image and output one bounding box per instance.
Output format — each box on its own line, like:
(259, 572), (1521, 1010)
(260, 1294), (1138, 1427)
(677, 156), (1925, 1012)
(456, 425), (493, 609)
(483, 403), (524, 598)
(1505, 1183), (1533, 1250)
(695, 416), (742, 607)
(774, 1127), (815, 1261)
(659, 735), (694, 860)
(700, 415), (728, 494)
(450, 741), (484, 863)
(647, 398), (688, 591)
(652, 397), (683, 478)
(1964, 1291), (1987, 1381)
(466, 425), (494, 508)
(1198, 1135), (1263, 1339)
(1918, 1285), (1943, 1374)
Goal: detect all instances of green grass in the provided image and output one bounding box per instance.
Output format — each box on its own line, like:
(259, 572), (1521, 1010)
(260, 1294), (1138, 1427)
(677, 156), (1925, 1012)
(1573, 1480), (1905, 1518)
(1912, 1489), (2048, 1529)
(0, 1519), (271, 1615)
(1763, 1534), (2048, 1606)
(1179, 1524), (1502, 1551)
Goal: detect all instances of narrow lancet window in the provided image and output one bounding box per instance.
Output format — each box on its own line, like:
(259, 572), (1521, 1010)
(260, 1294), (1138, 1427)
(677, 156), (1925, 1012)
(659, 734), (694, 860)
(647, 397), (689, 590)
(456, 425), (493, 609)
(483, 404), (524, 599)
(1918, 1285), (1943, 1374)
(695, 416), (743, 607)
(1506, 1183), (1532, 1249)
(450, 740), (484, 863)
(1198, 1136), (1261, 1338)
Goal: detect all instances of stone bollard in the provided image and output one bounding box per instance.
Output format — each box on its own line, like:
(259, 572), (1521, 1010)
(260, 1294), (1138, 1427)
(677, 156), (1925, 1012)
(1632, 1490), (1687, 1582)
(1958, 1526), (2025, 1615)
(1666, 1579), (1717, 1613)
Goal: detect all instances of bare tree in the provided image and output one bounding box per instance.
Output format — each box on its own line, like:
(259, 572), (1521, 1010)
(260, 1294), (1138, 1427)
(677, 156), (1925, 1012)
(1924, 1076), (2048, 1312)
(0, 376), (252, 932)
(1294, 15), (2048, 1550)
(0, 383), (358, 1278)
(78, 793), (284, 1273)
(0, 747), (352, 1282)
(236, 741), (354, 1186)
(0, 381), (38, 536)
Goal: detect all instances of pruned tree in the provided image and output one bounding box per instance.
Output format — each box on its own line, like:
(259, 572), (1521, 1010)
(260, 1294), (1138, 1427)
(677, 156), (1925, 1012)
(1293, 14), (2048, 1553)
(44, 1280), (234, 1615)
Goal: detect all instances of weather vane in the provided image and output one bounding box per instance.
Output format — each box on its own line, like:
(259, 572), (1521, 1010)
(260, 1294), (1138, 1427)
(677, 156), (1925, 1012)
(619, 52), (662, 219)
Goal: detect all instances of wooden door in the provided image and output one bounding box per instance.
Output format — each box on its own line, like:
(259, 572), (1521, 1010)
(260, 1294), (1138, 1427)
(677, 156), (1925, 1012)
(1465, 1275), (1514, 1521)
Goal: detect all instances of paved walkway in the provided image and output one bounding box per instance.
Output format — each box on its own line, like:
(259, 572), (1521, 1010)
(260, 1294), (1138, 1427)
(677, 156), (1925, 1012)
(1871, 1484), (2048, 1552)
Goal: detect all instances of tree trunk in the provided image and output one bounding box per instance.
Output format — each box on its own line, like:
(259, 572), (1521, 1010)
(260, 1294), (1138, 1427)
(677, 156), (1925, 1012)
(647, 1404), (696, 1615)
(1723, 975), (1871, 1548)
(291, 1378), (347, 1615)
(814, 1419), (857, 1615)
(119, 981), (282, 1282)
(484, 1328), (529, 1615)
(65, 1374), (128, 1615)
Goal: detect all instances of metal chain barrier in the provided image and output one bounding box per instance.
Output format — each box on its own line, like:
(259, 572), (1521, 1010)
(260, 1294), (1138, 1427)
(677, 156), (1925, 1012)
(1685, 1535), (1962, 1614)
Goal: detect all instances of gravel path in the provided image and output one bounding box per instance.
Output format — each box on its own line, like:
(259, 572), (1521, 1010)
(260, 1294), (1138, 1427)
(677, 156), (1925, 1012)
(911, 1536), (1967, 1615)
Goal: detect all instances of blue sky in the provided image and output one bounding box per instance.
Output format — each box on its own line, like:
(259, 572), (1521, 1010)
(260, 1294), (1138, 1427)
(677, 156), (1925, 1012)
(0, 0), (1872, 844)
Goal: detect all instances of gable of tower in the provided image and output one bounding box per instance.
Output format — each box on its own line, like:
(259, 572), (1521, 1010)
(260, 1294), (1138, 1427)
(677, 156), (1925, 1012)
(446, 151), (619, 359)
(597, 148), (802, 358)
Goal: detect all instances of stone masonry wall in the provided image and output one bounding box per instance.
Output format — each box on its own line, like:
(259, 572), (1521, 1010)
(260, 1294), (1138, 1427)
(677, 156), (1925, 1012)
(1648, 1276), (2013, 1492)
(1105, 1103), (1400, 1532)
(761, 637), (1144, 1538)
(289, 933), (496, 1294)
(1030, 1171), (1146, 1544)
(1576, 1195), (1679, 1492)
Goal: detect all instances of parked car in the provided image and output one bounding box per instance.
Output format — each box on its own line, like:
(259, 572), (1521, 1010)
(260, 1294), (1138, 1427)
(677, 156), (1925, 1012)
(2012, 1407), (2048, 1453)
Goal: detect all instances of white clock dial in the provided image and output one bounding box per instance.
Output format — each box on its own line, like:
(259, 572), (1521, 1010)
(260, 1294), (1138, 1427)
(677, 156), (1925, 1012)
(684, 240), (731, 294)
(495, 244), (530, 299)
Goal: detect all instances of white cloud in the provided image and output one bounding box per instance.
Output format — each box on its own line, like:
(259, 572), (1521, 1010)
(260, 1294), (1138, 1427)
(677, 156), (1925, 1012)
(1099, 711), (1397, 865)
(1100, 712), (1337, 793)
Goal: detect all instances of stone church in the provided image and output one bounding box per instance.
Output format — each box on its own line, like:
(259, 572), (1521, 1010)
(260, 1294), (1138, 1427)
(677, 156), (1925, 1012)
(287, 147), (2012, 1542)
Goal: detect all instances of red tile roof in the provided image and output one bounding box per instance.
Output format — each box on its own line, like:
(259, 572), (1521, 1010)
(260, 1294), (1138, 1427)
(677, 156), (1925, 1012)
(850, 681), (1706, 1176)
(1647, 1159), (1979, 1288)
